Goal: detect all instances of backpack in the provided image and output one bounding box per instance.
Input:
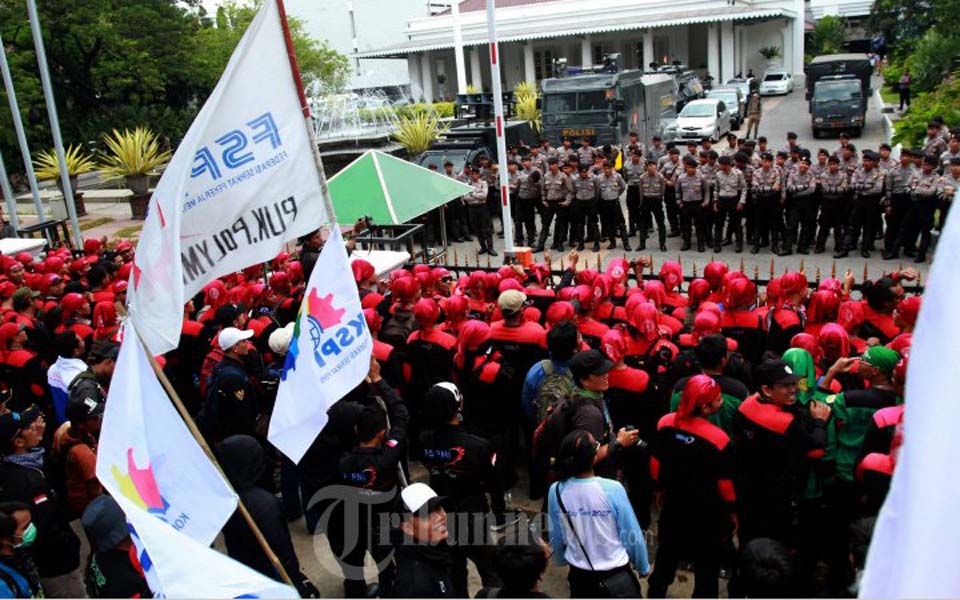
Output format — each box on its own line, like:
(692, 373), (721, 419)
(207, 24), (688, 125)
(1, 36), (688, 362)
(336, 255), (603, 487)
(529, 395), (577, 500)
(380, 309), (418, 351)
(532, 360), (574, 424)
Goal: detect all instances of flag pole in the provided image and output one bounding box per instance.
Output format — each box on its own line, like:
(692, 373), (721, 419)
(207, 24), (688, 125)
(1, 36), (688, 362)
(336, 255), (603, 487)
(120, 311), (295, 587)
(485, 0), (515, 263)
(275, 0), (336, 225)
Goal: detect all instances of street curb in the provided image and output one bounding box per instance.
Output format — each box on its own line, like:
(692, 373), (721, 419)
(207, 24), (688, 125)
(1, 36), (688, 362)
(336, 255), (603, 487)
(874, 88), (896, 143)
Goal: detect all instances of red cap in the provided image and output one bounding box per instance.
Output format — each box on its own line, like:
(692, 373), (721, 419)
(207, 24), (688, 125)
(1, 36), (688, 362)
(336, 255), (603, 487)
(83, 238), (103, 256)
(363, 307), (383, 333)
(498, 278), (523, 293)
(837, 300), (865, 332)
(361, 292), (385, 310)
(69, 259), (90, 274)
(113, 280), (128, 294)
(269, 272), (290, 292)
(390, 276), (420, 304)
(790, 332), (822, 363)
(676, 374), (721, 420)
(0, 283), (15, 300)
(693, 311), (721, 336)
(575, 268), (599, 287)
(546, 301), (575, 326)
(819, 323), (851, 358)
(725, 278), (757, 309)
(351, 259), (375, 284)
(270, 251), (291, 271)
(630, 301), (661, 342)
(0, 322), (23, 347)
(61, 292), (87, 315)
(893, 354), (909, 384)
(698, 301), (722, 317)
(807, 290), (840, 324)
(14, 253), (32, 267)
(896, 296), (921, 328)
(642, 280), (667, 308)
(39, 274), (62, 295)
(439, 295), (468, 321)
(116, 240), (133, 252)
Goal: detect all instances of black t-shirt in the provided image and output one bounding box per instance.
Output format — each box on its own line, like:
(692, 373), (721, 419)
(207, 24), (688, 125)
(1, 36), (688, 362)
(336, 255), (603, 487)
(86, 548), (152, 598)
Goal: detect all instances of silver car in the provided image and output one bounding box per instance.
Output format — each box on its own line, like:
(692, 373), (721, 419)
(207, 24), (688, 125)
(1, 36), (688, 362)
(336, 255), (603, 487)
(706, 86), (745, 129)
(668, 98), (732, 142)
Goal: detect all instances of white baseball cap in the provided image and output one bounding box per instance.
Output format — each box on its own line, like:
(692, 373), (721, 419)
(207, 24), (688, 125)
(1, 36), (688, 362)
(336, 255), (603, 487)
(218, 327), (254, 351)
(268, 322), (295, 355)
(398, 482), (450, 515)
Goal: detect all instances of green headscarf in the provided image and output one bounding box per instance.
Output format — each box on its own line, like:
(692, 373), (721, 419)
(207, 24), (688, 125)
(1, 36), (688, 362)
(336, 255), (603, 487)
(861, 346), (900, 375)
(782, 347), (817, 403)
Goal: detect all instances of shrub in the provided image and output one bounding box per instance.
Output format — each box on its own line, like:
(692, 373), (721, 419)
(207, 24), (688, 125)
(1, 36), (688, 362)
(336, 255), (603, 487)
(892, 76), (960, 148)
(906, 29), (960, 93)
(515, 94), (541, 134)
(98, 127), (171, 179)
(811, 16), (847, 56)
(393, 112), (449, 156)
(33, 145), (97, 180)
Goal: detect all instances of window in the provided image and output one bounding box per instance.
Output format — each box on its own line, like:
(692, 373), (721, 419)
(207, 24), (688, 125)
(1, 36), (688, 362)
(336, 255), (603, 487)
(535, 49), (554, 81)
(680, 103), (716, 117)
(577, 90), (608, 111)
(543, 93), (576, 113)
(764, 73), (787, 81)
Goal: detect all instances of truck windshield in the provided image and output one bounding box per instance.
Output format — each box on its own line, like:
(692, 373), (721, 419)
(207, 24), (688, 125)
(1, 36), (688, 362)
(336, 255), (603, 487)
(543, 90), (612, 125)
(814, 84), (860, 103)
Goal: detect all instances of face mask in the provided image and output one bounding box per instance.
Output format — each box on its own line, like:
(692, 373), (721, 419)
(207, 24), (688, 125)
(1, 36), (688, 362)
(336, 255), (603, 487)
(14, 522), (36, 549)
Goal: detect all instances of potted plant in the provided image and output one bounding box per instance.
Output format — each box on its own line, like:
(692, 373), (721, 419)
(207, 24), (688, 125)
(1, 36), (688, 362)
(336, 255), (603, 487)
(99, 127), (171, 195)
(759, 46), (783, 68)
(392, 112), (449, 158)
(33, 145), (96, 217)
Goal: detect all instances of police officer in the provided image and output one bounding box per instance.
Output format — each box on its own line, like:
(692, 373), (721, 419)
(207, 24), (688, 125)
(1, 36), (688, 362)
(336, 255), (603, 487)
(660, 147), (683, 237)
(647, 135), (667, 165)
(677, 157), (710, 252)
(624, 151), (646, 238)
(815, 155), (848, 254)
(837, 151), (885, 259)
(535, 158), (574, 252)
(713, 155), (748, 254)
(465, 169), (497, 256)
(597, 161), (631, 250)
(624, 131), (645, 160)
(882, 150), (916, 259)
(515, 157), (541, 246)
(751, 153), (783, 254)
(639, 159), (669, 251)
(908, 155), (943, 263)
(734, 151), (756, 248)
(577, 136), (595, 165)
(571, 164), (601, 252)
(783, 158), (818, 256)
(419, 383), (505, 598)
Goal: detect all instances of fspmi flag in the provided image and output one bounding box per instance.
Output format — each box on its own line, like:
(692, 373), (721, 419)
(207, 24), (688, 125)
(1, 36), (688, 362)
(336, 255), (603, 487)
(859, 190), (960, 598)
(96, 323), (238, 545)
(127, 0), (329, 354)
(119, 493), (297, 598)
(269, 226), (373, 463)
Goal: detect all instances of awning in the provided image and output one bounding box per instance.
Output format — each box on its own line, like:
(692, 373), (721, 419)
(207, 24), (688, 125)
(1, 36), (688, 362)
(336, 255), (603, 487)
(357, 6), (792, 58)
(328, 151), (473, 225)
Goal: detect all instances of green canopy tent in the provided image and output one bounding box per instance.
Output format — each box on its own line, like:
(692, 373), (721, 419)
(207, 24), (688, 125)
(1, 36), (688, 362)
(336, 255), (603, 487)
(328, 150), (472, 227)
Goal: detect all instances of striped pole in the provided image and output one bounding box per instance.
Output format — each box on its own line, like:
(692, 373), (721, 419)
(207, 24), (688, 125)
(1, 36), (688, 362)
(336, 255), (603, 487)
(485, 0), (515, 261)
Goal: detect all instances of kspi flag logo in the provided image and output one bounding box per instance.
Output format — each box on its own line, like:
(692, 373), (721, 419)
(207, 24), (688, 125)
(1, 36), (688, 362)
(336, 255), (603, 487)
(282, 288), (366, 379)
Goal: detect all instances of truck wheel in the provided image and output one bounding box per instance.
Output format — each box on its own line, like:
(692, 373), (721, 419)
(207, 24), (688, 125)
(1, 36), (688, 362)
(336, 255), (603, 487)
(812, 127), (820, 139)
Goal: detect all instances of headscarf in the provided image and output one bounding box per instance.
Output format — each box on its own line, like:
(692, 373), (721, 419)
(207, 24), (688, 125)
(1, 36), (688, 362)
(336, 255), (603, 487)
(676, 374), (721, 421)
(688, 278), (711, 307)
(725, 278), (757, 310)
(782, 348), (816, 402)
(806, 290), (840, 324)
(413, 298), (440, 330)
(203, 280), (228, 311)
(818, 323), (851, 360)
(363, 307), (383, 334)
(600, 329), (626, 365)
(703, 262), (728, 291)
(643, 280), (668, 308)
(93, 302), (118, 340)
(454, 320), (491, 369)
(629, 301), (661, 342)
(861, 346), (900, 376)
(605, 258), (629, 286)
(790, 332), (822, 365)
(659, 261), (683, 292)
(837, 300), (865, 333)
(546, 301), (575, 327)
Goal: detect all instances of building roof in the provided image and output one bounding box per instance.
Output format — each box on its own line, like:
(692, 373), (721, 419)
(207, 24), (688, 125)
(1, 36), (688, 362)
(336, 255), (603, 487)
(357, 5), (793, 58)
(445, 0), (560, 13)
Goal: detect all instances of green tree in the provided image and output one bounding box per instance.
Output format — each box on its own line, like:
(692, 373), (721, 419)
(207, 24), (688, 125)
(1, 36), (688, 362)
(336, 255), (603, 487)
(811, 16), (847, 56)
(865, 0), (936, 59)
(0, 0), (348, 177)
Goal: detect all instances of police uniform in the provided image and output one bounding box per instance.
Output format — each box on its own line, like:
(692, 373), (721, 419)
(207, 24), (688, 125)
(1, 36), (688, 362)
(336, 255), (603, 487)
(623, 158), (646, 236)
(699, 160), (719, 247)
(571, 172), (600, 250)
(882, 163), (915, 258)
(444, 169), (471, 242)
(906, 168), (943, 261)
(751, 165), (784, 254)
(840, 164), (885, 258)
(465, 177), (495, 254)
(783, 168), (818, 255)
(639, 169), (668, 251)
(816, 168), (849, 253)
(647, 143), (667, 165)
(515, 166), (541, 245)
(922, 134), (947, 159)
(659, 157), (683, 235)
(713, 167), (747, 253)
(676, 169), (710, 251)
(597, 171), (630, 249)
(577, 144), (596, 165)
(537, 169), (574, 251)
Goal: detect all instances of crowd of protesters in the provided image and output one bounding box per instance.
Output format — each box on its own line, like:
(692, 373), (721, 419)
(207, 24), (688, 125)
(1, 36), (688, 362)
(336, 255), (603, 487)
(428, 122), (960, 265)
(0, 208), (920, 598)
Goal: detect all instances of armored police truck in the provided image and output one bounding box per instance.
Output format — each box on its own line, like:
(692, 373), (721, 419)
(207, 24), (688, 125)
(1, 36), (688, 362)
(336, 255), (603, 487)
(539, 54), (677, 148)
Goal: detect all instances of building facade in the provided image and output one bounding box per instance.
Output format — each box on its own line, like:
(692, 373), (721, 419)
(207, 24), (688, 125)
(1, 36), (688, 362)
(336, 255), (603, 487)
(358, 0), (807, 102)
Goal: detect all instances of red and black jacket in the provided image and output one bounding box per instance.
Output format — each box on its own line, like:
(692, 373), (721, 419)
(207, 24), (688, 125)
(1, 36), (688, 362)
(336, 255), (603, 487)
(861, 304), (900, 346)
(720, 309), (767, 367)
(372, 339), (403, 391)
(858, 404), (904, 465)
(856, 452), (894, 515)
(652, 413), (736, 537)
(765, 305), (805, 356)
(605, 367), (654, 439)
(733, 394), (827, 521)
(459, 350), (515, 436)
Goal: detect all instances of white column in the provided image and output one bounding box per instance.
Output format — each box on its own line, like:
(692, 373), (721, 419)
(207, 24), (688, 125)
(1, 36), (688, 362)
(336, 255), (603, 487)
(451, 0), (468, 94)
(580, 35), (592, 66)
(407, 54), (422, 100)
(791, 4), (805, 76)
(707, 23), (720, 82)
(523, 42), (536, 85)
(469, 46), (482, 91)
(643, 30), (655, 69)
(421, 52), (434, 101)
(720, 21), (735, 82)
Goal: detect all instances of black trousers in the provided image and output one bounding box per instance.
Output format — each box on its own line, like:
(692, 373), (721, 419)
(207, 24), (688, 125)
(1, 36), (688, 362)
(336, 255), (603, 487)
(468, 203), (494, 250)
(899, 87), (911, 110)
(626, 185), (642, 234)
(817, 195), (847, 250)
(679, 202), (708, 247)
(753, 192), (783, 247)
(640, 195), (667, 247)
(784, 195), (817, 251)
(937, 195), (951, 231)
(487, 186), (502, 232)
(599, 200), (628, 242)
(446, 199), (470, 241)
(648, 522), (722, 598)
(664, 186), (680, 233)
(538, 201), (570, 247)
(514, 195), (538, 245)
(883, 192), (911, 252)
(843, 193), (883, 251)
(901, 197), (937, 256)
(570, 200), (600, 244)
(715, 196), (743, 248)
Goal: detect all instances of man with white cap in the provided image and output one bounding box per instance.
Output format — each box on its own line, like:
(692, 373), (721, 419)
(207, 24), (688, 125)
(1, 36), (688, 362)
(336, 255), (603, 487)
(198, 327), (260, 443)
(386, 482), (455, 598)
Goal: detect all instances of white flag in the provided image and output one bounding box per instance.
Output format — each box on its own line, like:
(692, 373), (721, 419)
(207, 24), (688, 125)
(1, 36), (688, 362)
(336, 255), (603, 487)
(128, 0), (329, 354)
(95, 323), (238, 545)
(117, 494), (297, 599)
(860, 191), (960, 598)
(269, 226), (373, 463)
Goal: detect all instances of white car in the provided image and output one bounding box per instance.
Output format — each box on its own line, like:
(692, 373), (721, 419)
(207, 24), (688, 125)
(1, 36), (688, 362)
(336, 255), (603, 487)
(759, 70), (794, 95)
(669, 98), (732, 142)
